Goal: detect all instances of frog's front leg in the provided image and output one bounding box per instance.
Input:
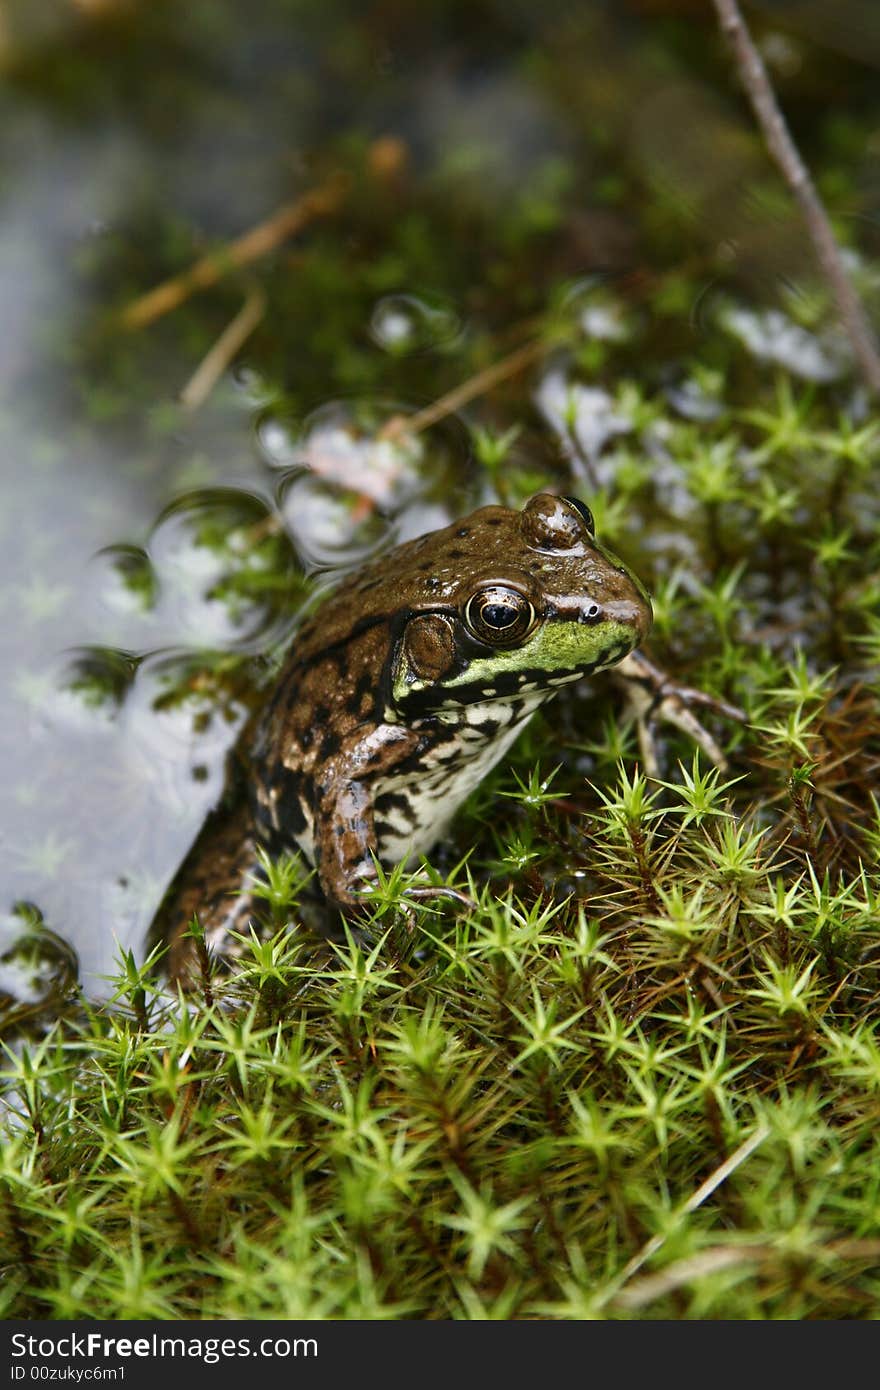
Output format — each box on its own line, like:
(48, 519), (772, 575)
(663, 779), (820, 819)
(610, 649), (744, 775)
(311, 723), (424, 917)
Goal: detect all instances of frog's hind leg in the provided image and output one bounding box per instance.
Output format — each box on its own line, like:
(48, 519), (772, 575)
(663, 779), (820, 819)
(151, 799), (264, 988)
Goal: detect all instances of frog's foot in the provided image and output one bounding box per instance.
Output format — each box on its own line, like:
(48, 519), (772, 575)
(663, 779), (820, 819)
(610, 649), (744, 777)
(342, 881), (476, 940)
(404, 884), (476, 910)
(401, 884), (476, 930)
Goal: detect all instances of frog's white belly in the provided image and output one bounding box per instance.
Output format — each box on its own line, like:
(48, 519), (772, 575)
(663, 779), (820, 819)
(280, 693), (546, 874)
(372, 695), (544, 866)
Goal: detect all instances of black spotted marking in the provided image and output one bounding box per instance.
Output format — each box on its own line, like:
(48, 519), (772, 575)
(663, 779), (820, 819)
(374, 790), (415, 821)
(432, 745), (463, 764)
(415, 660), (605, 709)
(346, 669), (376, 716)
(320, 730), (342, 757)
(396, 672), (532, 714)
(254, 769), (308, 847)
(592, 647), (614, 670)
(602, 639), (631, 666)
(491, 669), (537, 697)
(372, 789), (411, 811)
(475, 717), (501, 736)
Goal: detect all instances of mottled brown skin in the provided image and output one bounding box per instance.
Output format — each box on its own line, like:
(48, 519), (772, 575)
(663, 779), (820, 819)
(157, 495), (652, 982)
(159, 793), (259, 977)
(250, 624), (424, 908)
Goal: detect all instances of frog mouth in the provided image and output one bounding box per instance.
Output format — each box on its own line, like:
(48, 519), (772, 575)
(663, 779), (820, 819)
(400, 632), (640, 715)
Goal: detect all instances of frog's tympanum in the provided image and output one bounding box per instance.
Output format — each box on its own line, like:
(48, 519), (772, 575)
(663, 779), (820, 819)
(158, 494), (653, 979)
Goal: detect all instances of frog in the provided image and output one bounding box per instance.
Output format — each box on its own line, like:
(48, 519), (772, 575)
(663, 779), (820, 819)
(156, 492), (732, 982)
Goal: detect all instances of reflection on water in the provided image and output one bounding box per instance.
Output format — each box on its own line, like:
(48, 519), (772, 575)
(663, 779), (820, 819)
(0, 903), (78, 1037)
(368, 293), (463, 355)
(265, 394), (473, 567)
(146, 488), (302, 648)
(0, 0), (876, 1006)
(719, 303), (851, 382)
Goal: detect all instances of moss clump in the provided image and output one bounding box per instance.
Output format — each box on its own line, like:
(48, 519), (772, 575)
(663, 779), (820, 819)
(4, 703), (880, 1320)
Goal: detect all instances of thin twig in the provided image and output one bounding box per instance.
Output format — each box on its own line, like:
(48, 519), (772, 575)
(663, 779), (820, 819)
(179, 283), (267, 410)
(711, 0), (880, 396)
(119, 172), (349, 331)
(380, 337), (547, 441)
(606, 1123), (769, 1306)
(614, 1232), (880, 1312)
(613, 1243), (769, 1310)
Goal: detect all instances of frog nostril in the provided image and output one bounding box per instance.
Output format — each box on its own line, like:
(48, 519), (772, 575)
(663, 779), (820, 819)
(580, 602), (603, 624)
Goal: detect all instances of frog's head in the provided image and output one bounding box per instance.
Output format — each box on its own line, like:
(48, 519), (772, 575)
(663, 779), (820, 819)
(388, 493), (652, 717)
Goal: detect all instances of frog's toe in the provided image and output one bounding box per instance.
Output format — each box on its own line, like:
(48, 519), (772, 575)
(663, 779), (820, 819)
(611, 650), (743, 772)
(404, 884), (477, 912)
(649, 692), (730, 769)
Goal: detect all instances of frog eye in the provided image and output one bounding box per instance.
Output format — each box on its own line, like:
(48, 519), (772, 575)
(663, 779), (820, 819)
(521, 493), (594, 549)
(463, 585), (537, 646)
(561, 496), (595, 535)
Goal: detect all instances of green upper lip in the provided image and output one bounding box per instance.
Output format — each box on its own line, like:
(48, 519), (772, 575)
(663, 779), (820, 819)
(549, 595), (651, 644)
(603, 596), (652, 644)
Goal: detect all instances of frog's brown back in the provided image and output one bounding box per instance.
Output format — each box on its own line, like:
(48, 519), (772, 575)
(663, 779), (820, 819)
(287, 504), (519, 666)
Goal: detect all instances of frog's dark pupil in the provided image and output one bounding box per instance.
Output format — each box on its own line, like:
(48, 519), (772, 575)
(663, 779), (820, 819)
(464, 586), (535, 645)
(482, 602), (518, 629)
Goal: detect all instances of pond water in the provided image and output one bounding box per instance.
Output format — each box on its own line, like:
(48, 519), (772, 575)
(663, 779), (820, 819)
(0, 0), (877, 1007)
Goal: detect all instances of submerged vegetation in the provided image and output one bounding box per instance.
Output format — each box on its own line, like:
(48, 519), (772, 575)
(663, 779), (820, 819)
(2, 0), (880, 1320)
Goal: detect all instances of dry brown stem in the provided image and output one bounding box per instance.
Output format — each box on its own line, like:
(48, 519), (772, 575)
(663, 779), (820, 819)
(711, 0), (880, 395)
(380, 337), (547, 442)
(179, 283), (267, 410)
(120, 173), (348, 331)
